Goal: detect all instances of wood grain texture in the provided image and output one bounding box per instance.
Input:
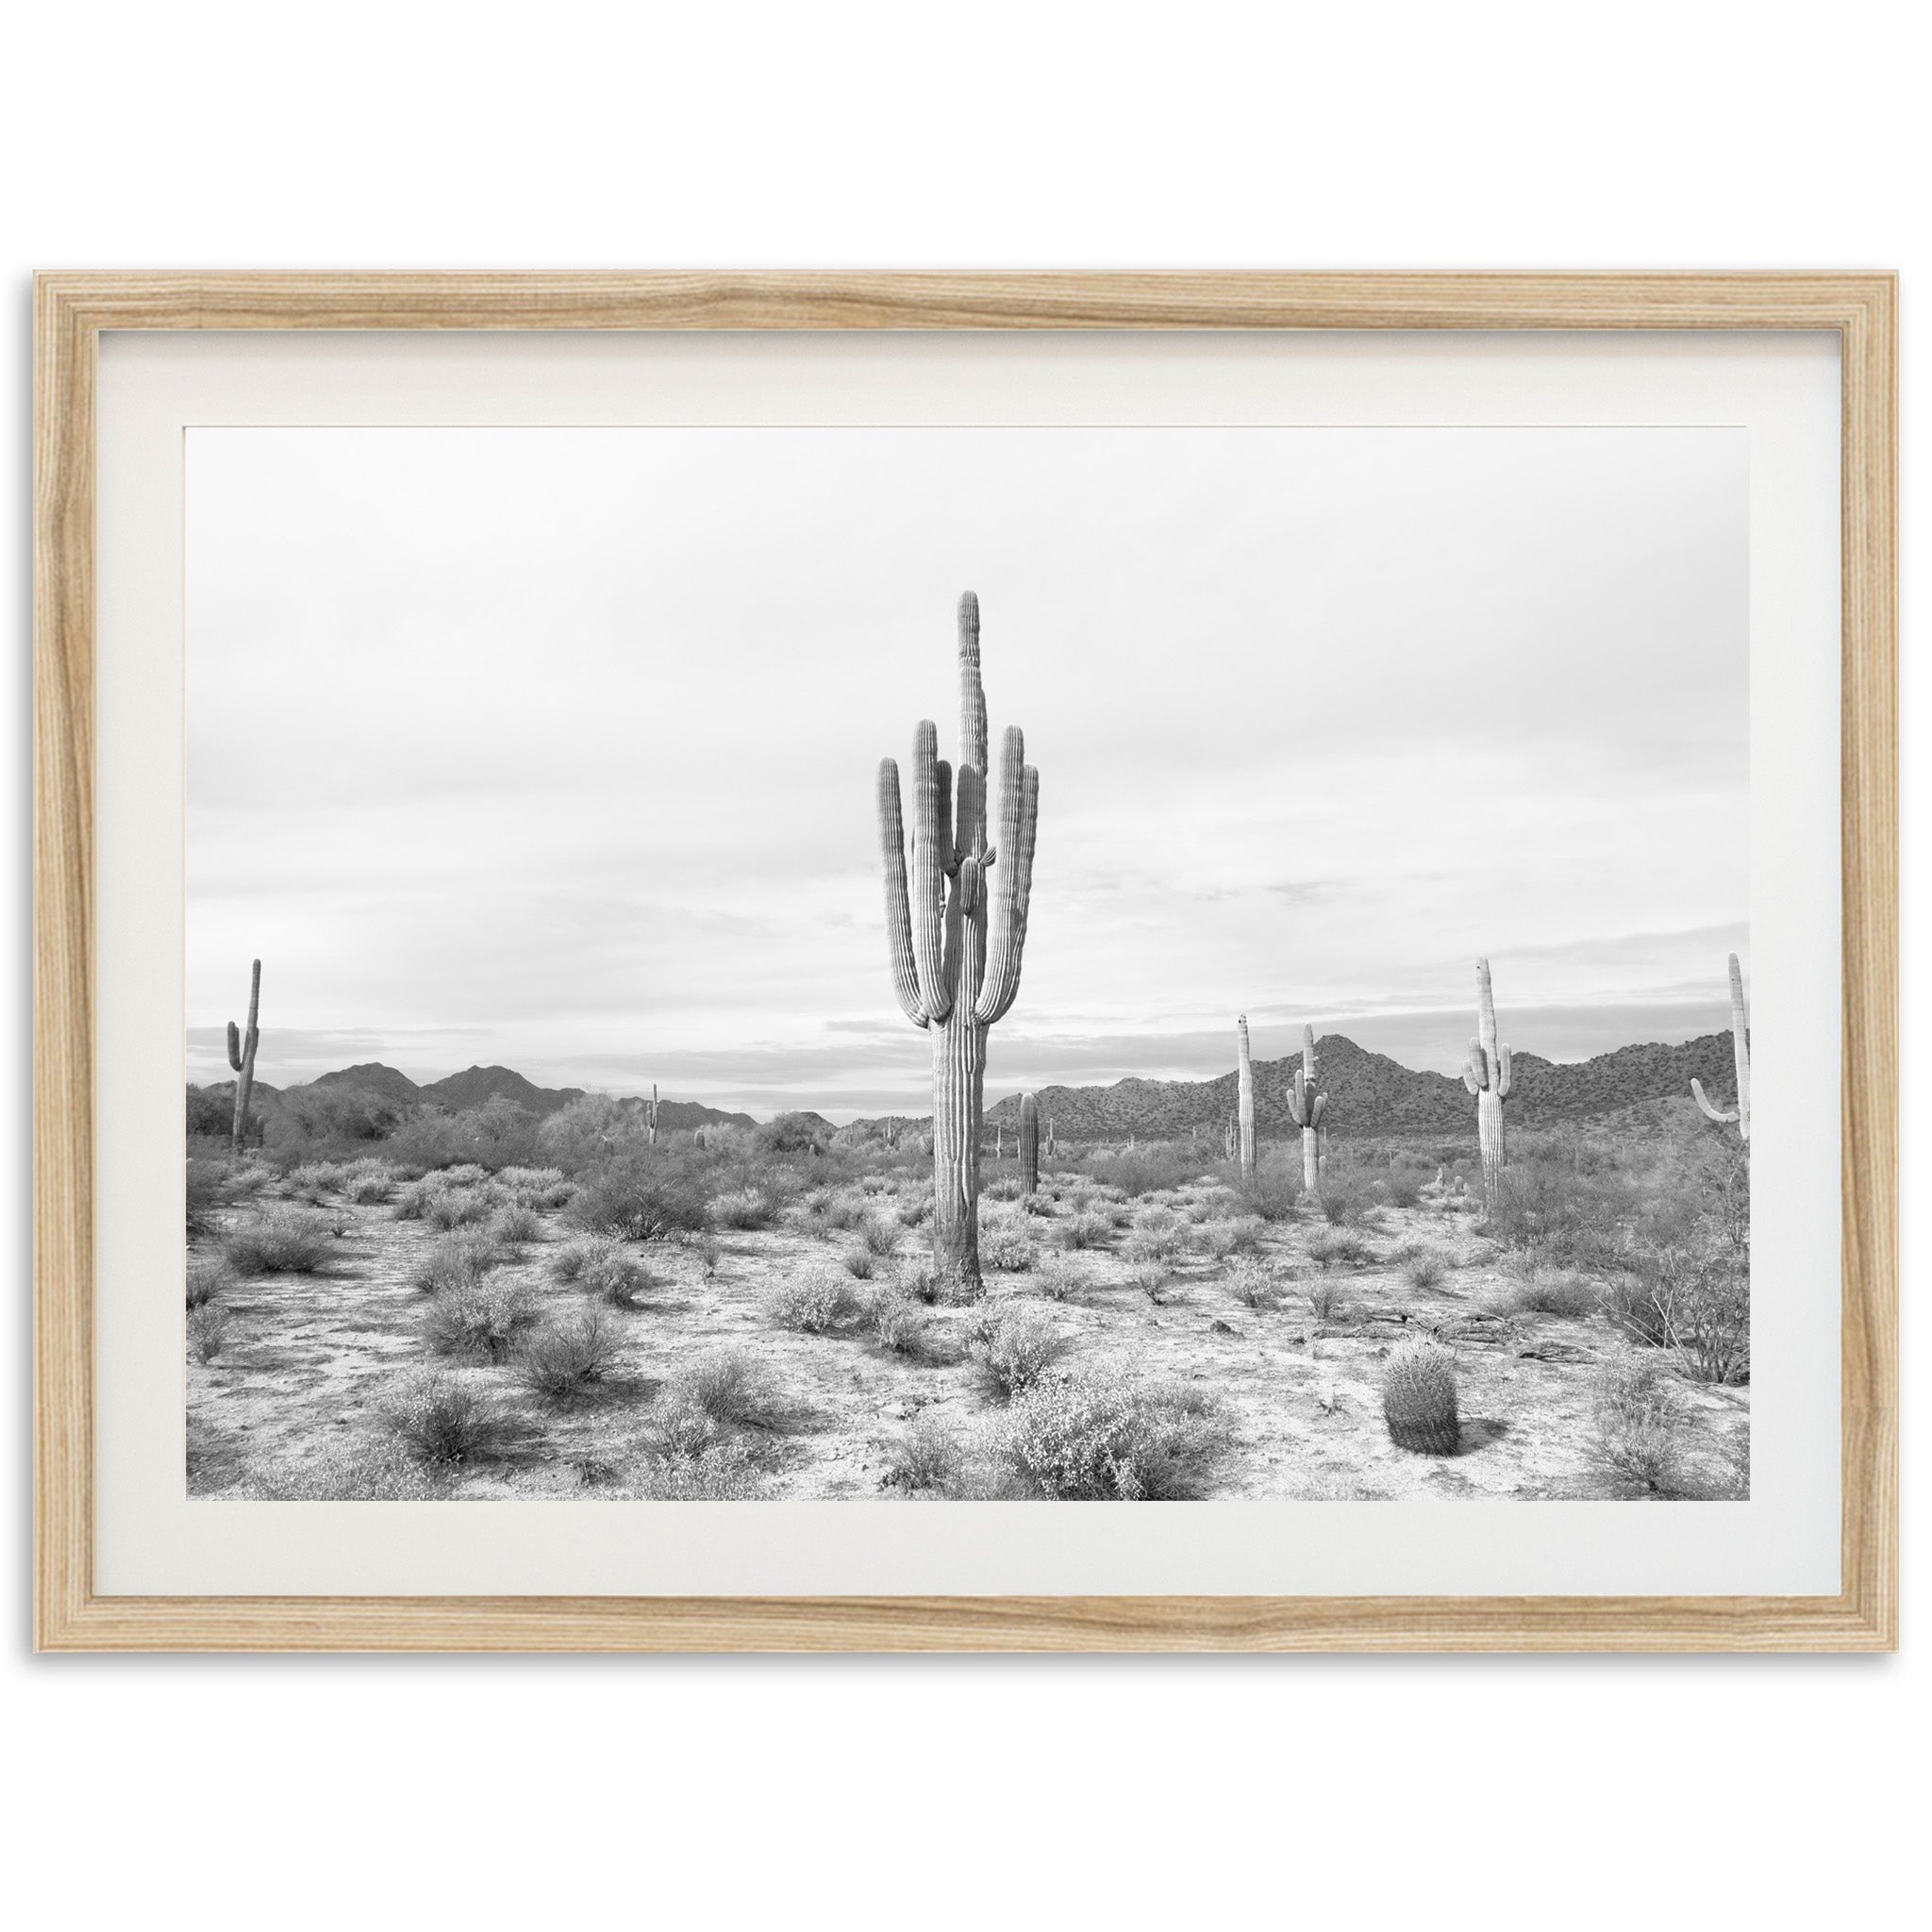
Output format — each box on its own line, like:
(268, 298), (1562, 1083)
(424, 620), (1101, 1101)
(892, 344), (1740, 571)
(32, 273), (1898, 1653)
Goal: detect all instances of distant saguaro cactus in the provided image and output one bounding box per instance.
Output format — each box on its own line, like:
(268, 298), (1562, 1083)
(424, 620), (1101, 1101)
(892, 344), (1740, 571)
(876, 592), (1040, 1295)
(1285, 1024), (1327, 1194)
(1236, 1015), (1257, 1180)
(1046, 1114), (1057, 1159)
(645, 1083), (659, 1147)
(226, 958), (261, 1154)
(1019, 1092), (1041, 1195)
(1382, 1338), (1460, 1455)
(1461, 958), (1513, 1209)
(1690, 953), (1751, 1143)
(1224, 1110), (1237, 1161)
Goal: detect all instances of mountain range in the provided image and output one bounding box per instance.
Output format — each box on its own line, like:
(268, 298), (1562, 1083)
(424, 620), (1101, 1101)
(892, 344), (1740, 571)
(958, 1031), (1741, 1141)
(291, 1062), (755, 1128)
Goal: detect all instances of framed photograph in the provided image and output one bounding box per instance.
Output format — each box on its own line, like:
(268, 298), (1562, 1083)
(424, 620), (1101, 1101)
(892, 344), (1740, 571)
(34, 274), (1896, 1651)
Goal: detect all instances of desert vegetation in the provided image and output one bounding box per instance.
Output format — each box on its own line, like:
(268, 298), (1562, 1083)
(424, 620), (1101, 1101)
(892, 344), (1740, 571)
(186, 592), (1747, 1504)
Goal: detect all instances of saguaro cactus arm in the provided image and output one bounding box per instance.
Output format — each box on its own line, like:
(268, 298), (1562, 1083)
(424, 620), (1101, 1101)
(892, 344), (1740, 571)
(226, 1022), (243, 1072)
(875, 758), (928, 1028)
(974, 726), (1041, 1025)
(1690, 1077), (1739, 1124)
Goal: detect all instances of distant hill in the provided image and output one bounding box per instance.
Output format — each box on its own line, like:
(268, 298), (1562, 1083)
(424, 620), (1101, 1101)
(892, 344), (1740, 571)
(416, 1065), (587, 1116)
(282, 1060), (754, 1126)
(962, 1030), (1741, 1141)
(309, 1062), (424, 1105)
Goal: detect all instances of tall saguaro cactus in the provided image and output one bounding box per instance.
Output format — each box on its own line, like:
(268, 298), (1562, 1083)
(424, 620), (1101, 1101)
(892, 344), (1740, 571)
(876, 592), (1041, 1294)
(1462, 957), (1513, 1208)
(226, 958), (261, 1154)
(1285, 1024), (1327, 1193)
(1236, 1015), (1257, 1180)
(1019, 1092), (1041, 1195)
(1691, 953), (1751, 1143)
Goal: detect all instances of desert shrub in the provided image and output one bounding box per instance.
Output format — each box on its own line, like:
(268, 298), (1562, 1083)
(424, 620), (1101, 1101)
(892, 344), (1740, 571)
(626, 1441), (766, 1500)
(550, 1236), (654, 1308)
(1029, 1253), (1082, 1302)
(1126, 1262), (1172, 1304)
(497, 1166), (575, 1209)
(1402, 1249), (1450, 1291)
(980, 1220), (1038, 1273)
(408, 1230), (504, 1296)
(858, 1214), (902, 1258)
(842, 1244), (878, 1279)
(897, 1258), (943, 1305)
(344, 1166), (397, 1205)
(1507, 1270), (1597, 1318)
(490, 1202), (542, 1245)
(881, 1414), (966, 1496)
(1623, 1231), (1751, 1384)
(896, 1187), (935, 1228)
(187, 1303), (229, 1363)
(287, 1160), (344, 1202)
(517, 1310), (620, 1403)
(1238, 1167), (1301, 1223)
(422, 1275), (539, 1361)
(982, 1174), (1024, 1202)
(759, 1111), (831, 1156)
(381, 1371), (532, 1465)
(1308, 1229), (1376, 1269)
(269, 1083), (410, 1155)
(1084, 1144), (1200, 1198)
(185, 1084), (234, 1139)
(969, 1304), (1070, 1401)
(535, 1093), (658, 1174)
(1306, 1274), (1344, 1320)
(667, 1350), (783, 1432)
(221, 1207), (334, 1274)
(1002, 1365), (1229, 1500)
(1124, 1208), (1188, 1266)
(1378, 1170), (1424, 1208)
(1056, 1210), (1112, 1251)
(1225, 1256), (1282, 1310)
(1320, 1182), (1376, 1226)
(1382, 1338), (1460, 1455)
(709, 1186), (774, 1231)
(185, 1253), (234, 1309)
(817, 1191), (869, 1234)
(1202, 1216), (1262, 1260)
(1588, 1357), (1690, 1495)
(425, 1187), (496, 1231)
(694, 1232), (723, 1278)
(767, 1270), (858, 1335)
(865, 1285), (927, 1356)
(567, 1151), (711, 1241)
(185, 1158), (227, 1236)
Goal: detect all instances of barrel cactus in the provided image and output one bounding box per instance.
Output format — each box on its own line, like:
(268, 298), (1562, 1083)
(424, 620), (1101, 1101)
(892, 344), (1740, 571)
(1235, 1014), (1257, 1180)
(1284, 1024), (1327, 1194)
(1461, 958), (1513, 1209)
(1019, 1092), (1041, 1195)
(1382, 1337), (1460, 1455)
(1690, 953), (1751, 1143)
(226, 958), (261, 1153)
(876, 592), (1040, 1296)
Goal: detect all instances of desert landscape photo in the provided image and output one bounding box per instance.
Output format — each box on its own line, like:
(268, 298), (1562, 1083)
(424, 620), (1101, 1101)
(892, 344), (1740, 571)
(183, 425), (1751, 1504)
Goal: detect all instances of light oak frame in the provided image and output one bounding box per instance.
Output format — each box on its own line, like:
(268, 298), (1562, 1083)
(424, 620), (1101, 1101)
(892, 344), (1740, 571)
(33, 273), (1898, 1651)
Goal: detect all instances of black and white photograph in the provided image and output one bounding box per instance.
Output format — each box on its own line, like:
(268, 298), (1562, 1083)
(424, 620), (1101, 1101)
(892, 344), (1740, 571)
(181, 424), (1752, 1504)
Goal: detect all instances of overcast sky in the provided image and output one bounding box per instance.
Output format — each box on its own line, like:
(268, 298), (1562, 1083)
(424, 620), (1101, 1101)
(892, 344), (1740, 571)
(186, 425), (1747, 1120)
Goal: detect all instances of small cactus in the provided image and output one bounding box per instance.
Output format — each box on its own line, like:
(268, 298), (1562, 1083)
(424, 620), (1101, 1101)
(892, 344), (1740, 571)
(226, 958), (262, 1153)
(1235, 1014), (1257, 1180)
(1284, 1024), (1327, 1195)
(1461, 958), (1513, 1210)
(1690, 953), (1751, 1143)
(1019, 1092), (1040, 1195)
(1382, 1337), (1460, 1456)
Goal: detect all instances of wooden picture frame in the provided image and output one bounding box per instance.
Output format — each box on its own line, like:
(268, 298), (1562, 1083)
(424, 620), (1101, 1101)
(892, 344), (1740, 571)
(34, 273), (1897, 1652)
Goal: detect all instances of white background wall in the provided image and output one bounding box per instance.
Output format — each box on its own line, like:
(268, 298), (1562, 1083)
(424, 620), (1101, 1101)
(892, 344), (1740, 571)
(2, 5), (1919, 1926)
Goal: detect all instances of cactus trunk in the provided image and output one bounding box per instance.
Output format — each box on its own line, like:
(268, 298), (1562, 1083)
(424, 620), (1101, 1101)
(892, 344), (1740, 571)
(227, 958), (261, 1154)
(876, 592), (1039, 1299)
(1462, 958), (1514, 1211)
(1691, 953), (1751, 1142)
(1236, 1015), (1256, 1180)
(1019, 1092), (1040, 1195)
